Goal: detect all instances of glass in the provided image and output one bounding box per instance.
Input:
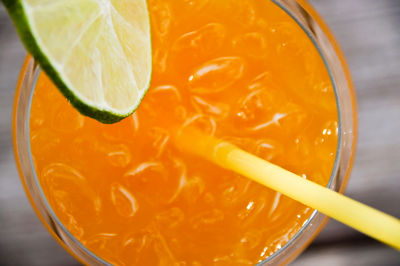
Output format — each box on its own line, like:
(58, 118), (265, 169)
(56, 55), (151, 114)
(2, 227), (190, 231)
(12, 1), (357, 265)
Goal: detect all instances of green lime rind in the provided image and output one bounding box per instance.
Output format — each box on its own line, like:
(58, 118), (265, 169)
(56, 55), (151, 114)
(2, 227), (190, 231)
(2, 0), (151, 124)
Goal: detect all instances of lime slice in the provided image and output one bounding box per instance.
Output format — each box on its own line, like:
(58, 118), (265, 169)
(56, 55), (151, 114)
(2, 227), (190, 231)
(3, 0), (152, 123)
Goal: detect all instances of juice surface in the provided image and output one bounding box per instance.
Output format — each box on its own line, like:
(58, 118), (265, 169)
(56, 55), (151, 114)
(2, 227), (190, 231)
(29, 0), (338, 265)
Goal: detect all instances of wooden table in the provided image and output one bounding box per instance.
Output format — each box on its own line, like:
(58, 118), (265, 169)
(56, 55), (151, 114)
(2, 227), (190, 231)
(0, 1), (399, 265)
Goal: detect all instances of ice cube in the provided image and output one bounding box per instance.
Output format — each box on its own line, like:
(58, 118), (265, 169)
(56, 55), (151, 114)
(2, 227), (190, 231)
(153, 47), (169, 74)
(190, 96), (230, 120)
(171, 23), (226, 68)
(247, 71), (279, 91)
(155, 207), (185, 229)
(220, 177), (252, 208)
(188, 57), (245, 94)
(213, 255), (253, 266)
(249, 102), (309, 135)
(51, 101), (84, 133)
(141, 85), (183, 122)
(110, 183), (139, 218)
(147, 127), (171, 158)
(107, 144), (132, 168)
(180, 114), (217, 136)
(253, 139), (283, 161)
(30, 97), (45, 127)
(101, 114), (138, 142)
(83, 233), (121, 264)
(190, 209), (224, 230)
(149, 1), (172, 38)
(42, 163), (102, 213)
(124, 161), (164, 180)
(30, 129), (60, 156)
(233, 32), (268, 59)
(238, 229), (263, 251)
(124, 161), (179, 206)
(234, 88), (284, 128)
(119, 228), (155, 264)
(182, 0), (210, 11)
(237, 196), (267, 228)
(226, 0), (256, 27)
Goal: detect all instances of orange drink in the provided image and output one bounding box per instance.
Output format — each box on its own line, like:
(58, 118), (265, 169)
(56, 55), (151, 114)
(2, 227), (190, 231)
(24, 0), (344, 265)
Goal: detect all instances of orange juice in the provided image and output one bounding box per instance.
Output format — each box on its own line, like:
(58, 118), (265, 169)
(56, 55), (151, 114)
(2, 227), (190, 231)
(29, 0), (338, 264)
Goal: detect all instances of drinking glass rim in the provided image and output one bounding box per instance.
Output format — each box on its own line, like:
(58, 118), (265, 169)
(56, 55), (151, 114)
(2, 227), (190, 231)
(13, 0), (356, 265)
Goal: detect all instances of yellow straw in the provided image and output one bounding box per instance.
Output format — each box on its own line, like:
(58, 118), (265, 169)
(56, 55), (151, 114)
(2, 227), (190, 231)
(175, 129), (400, 250)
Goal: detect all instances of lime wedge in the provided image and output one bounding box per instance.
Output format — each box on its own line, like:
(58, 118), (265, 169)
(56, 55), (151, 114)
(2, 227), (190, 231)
(3, 0), (152, 123)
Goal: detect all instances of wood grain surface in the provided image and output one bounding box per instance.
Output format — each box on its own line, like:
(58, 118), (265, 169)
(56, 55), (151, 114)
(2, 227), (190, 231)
(0, 0), (399, 265)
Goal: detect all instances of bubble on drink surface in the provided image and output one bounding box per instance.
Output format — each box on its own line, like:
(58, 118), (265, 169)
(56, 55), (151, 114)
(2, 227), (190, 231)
(190, 96), (230, 120)
(188, 57), (245, 94)
(321, 120), (339, 137)
(155, 207), (185, 229)
(314, 119), (338, 162)
(232, 32), (268, 59)
(107, 144), (132, 168)
(180, 114), (217, 136)
(110, 183), (139, 218)
(191, 209), (224, 230)
(172, 23), (226, 67)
